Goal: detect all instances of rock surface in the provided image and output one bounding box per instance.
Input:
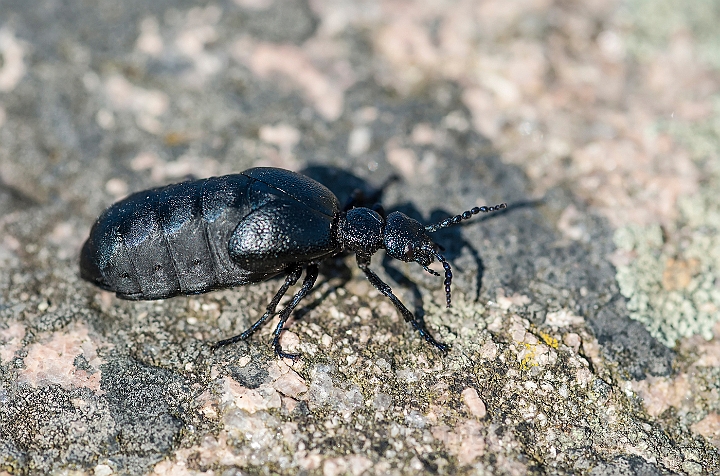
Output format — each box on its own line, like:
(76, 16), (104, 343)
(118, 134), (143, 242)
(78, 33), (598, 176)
(1, 0), (720, 474)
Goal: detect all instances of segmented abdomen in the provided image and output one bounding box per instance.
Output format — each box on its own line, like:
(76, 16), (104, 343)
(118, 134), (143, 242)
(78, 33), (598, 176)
(80, 175), (258, 300)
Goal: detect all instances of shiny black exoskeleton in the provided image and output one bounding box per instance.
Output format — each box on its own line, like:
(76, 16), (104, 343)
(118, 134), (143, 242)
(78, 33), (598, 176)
(80, 167), (506, 359)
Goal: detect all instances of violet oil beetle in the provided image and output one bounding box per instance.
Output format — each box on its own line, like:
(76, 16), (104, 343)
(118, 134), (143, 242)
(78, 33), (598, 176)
(80, 167), (506, 359)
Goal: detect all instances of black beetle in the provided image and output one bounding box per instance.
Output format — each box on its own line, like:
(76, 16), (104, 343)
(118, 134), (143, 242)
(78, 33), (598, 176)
(80, 167), (505, 359)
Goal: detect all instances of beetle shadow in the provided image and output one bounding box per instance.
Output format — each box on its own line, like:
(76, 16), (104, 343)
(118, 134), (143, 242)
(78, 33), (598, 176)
(408, 199), (542, 303)
(300, 164), (399, 211)
(0, 176), (40, 213)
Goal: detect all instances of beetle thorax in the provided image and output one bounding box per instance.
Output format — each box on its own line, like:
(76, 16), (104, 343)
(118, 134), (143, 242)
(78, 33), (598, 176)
(338, 208), (385, 258)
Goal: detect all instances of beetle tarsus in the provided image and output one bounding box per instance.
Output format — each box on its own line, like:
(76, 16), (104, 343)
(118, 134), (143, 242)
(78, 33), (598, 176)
(411, 319), (450, 353)
(274, 345), (301, 361)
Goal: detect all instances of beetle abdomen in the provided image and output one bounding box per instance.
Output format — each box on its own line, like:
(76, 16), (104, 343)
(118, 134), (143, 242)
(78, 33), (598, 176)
(81, 175), (258, 300)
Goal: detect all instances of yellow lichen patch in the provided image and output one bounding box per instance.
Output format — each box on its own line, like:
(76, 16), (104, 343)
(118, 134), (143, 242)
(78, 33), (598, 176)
(517, 339), (559, 371)
(538, 331), (559, 349)
(511, 323), (560, 371)
(519, 343), (537, 371)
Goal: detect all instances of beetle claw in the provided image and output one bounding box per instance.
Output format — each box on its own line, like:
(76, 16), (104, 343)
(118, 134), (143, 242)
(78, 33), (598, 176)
(275, 346), (301, 361)
(422, 265), (441, 276)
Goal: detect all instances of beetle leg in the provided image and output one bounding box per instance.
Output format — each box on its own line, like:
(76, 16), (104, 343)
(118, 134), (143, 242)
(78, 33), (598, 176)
(356, 256), (449, 353)
(211, 265), (303, 350)
(272, 264), (319, 360)
(342, 174), (398, 212)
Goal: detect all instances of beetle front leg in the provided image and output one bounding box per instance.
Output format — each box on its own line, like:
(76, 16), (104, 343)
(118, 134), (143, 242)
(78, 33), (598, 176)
(356, 256), (449, 353)
(272, 264), (319, 360)
(212, 265), (303, 350)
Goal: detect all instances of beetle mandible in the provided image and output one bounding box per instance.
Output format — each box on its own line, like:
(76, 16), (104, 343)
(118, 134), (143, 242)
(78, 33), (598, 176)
(80, 167), (506, 359)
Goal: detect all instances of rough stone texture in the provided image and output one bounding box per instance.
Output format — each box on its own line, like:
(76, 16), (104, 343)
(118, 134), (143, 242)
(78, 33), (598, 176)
(1, 0), (720, 474)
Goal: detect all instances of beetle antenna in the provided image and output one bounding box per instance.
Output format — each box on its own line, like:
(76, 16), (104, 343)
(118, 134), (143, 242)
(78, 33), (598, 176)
(434, 251), (453, 307)
(425, 203), (507, 232)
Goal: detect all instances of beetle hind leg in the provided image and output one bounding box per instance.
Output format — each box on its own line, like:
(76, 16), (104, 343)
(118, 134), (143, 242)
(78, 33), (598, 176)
(272, 264), (319, 360)
(211, 265), (303, 350)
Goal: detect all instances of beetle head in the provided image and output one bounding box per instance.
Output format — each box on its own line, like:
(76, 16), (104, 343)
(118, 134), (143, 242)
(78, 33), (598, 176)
(383, 201), (507, 308)
(383, 211), (454, 307)
(383, 211), (436, 266)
